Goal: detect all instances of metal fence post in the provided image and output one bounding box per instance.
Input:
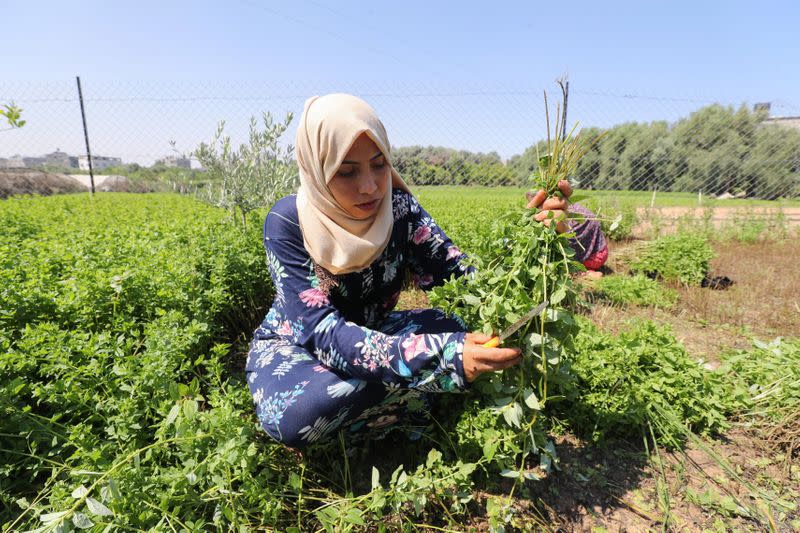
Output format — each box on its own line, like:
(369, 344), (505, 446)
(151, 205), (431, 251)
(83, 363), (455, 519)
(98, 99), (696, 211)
(76, 76), (95, 194)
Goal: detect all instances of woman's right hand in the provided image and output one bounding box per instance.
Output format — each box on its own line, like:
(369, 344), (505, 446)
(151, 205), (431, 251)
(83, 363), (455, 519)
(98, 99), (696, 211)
(462, 332), (522, 382)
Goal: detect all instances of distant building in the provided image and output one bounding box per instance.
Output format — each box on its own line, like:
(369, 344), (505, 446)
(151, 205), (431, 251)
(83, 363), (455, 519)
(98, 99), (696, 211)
(0, 150), (79, 169)
(763, 116), (800, 130)
(43, 149), (79, 168)
(23, 156), (46, 167)
(753, 102), (800, 131)
(0, 155), (25, 168)
(155, 155), (191, 169)
(78, 155), (122, 171)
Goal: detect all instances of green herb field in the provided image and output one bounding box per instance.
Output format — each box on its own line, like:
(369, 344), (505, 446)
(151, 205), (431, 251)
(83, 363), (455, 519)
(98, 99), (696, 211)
(2, 190), (798, 531)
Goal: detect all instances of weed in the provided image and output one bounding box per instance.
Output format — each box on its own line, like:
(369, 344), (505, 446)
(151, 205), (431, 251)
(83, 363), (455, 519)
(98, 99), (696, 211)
(591, 274), (678, 308)
(555, 318), (731, 443)
(628, 232), (715, 285)
(720, 337), (800, 421)
(582, 198), (638, 241)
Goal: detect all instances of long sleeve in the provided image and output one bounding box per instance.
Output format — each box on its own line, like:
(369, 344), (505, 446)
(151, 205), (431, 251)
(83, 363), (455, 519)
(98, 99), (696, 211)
(260, 202), (468, 392)
(404, 194), (473, 290)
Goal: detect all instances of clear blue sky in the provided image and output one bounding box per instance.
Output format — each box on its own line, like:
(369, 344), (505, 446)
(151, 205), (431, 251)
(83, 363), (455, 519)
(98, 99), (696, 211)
(3, 0), (799, 164)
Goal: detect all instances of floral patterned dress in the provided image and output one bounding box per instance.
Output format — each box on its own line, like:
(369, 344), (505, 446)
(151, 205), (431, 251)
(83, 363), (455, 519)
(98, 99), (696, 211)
(245, 189), (472, 448)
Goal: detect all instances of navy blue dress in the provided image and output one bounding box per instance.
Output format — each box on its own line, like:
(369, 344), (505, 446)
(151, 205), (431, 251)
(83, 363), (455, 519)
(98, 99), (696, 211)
(245, 189), (472, 448)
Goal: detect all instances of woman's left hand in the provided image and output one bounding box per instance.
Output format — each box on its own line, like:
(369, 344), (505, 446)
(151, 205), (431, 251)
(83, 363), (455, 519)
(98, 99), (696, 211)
(525, 180), (573, 234)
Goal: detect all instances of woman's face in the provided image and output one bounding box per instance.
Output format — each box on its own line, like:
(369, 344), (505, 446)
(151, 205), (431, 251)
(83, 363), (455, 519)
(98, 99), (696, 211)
(328, 132), (389, 219)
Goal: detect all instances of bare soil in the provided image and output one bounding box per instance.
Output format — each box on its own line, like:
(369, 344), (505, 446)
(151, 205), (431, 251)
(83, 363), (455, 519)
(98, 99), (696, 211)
(595, 239), (800, 360)
(514, 429), (799, 532)
(0, 168), (156, 198)
(0, 168), (85, 198)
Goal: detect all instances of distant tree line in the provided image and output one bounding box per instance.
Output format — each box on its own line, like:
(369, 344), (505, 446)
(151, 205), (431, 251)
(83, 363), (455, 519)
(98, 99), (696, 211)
(393, 104), (800, 199)
(392, 146), (512, 186)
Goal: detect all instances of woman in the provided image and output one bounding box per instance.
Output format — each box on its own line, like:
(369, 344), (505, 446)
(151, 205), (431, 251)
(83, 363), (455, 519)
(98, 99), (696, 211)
(568, 203), (609, 278)
(245, 94), (570, 448)
(525, 191), (608, 279)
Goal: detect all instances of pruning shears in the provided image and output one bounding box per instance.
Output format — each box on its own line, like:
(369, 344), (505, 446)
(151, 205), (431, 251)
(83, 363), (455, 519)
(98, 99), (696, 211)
(482, 300), (549, 348)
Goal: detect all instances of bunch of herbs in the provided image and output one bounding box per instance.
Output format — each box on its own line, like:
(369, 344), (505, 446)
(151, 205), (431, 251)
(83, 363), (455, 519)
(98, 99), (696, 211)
(628, 232), (715, 285)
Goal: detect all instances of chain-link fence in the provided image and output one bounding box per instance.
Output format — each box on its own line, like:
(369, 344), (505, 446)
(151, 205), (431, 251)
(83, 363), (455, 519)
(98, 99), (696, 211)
(2, 80), (799, 200)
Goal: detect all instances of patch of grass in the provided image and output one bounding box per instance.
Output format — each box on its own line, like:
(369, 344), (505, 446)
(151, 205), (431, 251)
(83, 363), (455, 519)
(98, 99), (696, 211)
(556, 318), (732, 443)
(628, 232), (715, 285)
(720, 337), (800, 421)
(591, 274), (678, 308)
(671, 205), (793, 244)
(0, 193), (286, 530)
(716, 209), (791, 243)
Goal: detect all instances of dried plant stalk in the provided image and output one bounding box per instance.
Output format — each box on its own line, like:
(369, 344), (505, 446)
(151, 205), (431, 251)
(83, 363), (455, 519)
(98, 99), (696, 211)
(533, 90), (606, 197)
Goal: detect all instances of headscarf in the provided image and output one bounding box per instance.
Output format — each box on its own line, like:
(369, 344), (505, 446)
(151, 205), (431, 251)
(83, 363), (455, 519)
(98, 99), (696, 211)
(295, 93), (410, 275)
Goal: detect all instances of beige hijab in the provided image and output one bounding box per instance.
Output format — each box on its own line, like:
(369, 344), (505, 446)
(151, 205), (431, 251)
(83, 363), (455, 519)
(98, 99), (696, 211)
(295, 93), (410, 275)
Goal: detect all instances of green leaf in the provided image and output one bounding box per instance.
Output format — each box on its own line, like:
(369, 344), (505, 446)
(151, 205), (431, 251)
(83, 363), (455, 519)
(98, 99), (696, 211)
(39, 510), (69, 524)
(537, 154), (552, 168)
(463, 294), (481, 307)
(523, 470), (542, 481)
(525, 333), (545, 348)
(609, 214), (623, 232)
(72, 512), (95, 529)
(523, 388), (541, 410)
(371, 466), (380, 491)
(482, 431), (498, 461)
(86, 497), (113, 516)
(426, 448), (442, 468)
(165, 403), (181, 426)
(411, 494), (426, 516)
(288, 472), (302, 492)
(502, 401), (523, 428)
(550, 285), (567, 305)
(71, 485), (89, 499)
(499, 469), (520, 479)
(390, 464), (404, 484)
(345, 508), (366, 526)
(181, 399), (198, 419)
(108, 479), (121, 500)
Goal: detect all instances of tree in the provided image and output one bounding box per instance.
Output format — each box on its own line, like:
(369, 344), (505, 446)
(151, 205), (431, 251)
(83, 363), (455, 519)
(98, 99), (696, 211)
(191, 112), (297, 226)
(667, 104), (758, 195)
(744, 124), (800, 199)
(572, 127), (604, 189)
